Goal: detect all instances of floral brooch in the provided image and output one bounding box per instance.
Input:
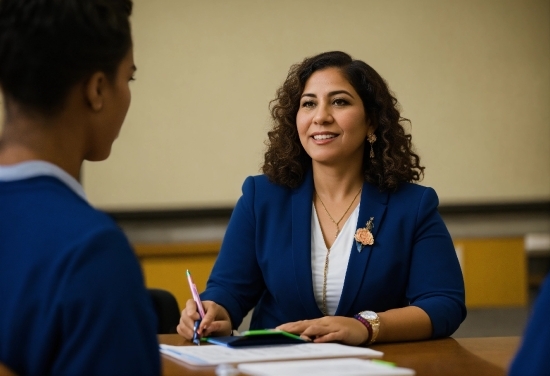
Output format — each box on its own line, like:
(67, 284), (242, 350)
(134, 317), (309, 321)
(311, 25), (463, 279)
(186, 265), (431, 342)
(354, 217), (374, 252)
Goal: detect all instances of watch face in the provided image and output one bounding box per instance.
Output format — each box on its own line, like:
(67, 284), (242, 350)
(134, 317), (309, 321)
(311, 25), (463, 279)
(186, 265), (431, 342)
(364, 311), (378, 321)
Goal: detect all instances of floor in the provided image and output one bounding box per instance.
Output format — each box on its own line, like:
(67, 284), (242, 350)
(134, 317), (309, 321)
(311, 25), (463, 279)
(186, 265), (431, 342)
(453, 287), (543, 338)
(452, 307), (531, 338)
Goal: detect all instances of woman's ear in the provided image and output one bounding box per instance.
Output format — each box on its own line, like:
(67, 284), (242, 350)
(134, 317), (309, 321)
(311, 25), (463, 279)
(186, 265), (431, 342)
(366, 117), (377, 135)
(84, 72), (107, 112)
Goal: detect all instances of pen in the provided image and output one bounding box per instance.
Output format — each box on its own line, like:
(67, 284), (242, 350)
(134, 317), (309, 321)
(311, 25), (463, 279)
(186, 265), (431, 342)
(192, 320), (201, 346)
(186, 269), (205, 346)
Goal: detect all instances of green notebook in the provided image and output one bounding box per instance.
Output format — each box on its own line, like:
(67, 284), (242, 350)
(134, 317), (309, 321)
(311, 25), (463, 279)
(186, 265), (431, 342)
(204, 329), (307, 347)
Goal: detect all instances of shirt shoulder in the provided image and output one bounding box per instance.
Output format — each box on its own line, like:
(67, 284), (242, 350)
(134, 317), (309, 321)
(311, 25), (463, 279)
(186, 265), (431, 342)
(1, 175), (118, 233)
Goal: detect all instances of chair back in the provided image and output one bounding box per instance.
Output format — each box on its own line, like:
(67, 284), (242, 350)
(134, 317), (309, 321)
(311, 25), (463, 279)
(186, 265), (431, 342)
(148, 288), (181, 334)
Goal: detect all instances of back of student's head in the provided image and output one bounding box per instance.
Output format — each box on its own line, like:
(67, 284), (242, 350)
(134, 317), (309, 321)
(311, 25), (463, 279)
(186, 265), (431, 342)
(0, 0), (133, 116)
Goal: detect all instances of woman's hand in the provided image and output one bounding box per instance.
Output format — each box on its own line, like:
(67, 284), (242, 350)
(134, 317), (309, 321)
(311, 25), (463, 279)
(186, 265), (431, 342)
(176, 299), (232, 340)
(277, 316), (369, 346)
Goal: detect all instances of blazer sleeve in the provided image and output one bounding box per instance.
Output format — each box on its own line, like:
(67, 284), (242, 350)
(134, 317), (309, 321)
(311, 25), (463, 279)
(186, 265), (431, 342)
(509, 273), (550, 375)
(200, 176), (266, 328)
(406, 187), (467, 338)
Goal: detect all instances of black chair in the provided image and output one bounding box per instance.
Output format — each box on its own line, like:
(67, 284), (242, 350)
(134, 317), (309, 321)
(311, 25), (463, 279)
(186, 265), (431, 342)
(148, 288), (181, 334)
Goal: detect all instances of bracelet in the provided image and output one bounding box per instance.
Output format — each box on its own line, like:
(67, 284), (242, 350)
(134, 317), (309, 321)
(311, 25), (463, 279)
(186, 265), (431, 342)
(353, 314), (373, 345)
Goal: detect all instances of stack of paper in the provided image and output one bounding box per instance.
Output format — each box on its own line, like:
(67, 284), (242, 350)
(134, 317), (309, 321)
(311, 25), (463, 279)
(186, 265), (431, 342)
(238, 358), (415, 376)
(160, 343), (383, 366)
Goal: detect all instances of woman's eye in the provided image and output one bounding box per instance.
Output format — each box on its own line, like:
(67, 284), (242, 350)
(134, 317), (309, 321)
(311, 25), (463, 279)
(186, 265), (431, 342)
(301, 101), (315, 108)
(333, 98), (349, 106)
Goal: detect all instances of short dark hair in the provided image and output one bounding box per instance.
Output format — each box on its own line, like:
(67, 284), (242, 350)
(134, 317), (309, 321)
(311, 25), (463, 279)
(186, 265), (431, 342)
(263, 51), (425, 191)
(0, 0), (133, 115)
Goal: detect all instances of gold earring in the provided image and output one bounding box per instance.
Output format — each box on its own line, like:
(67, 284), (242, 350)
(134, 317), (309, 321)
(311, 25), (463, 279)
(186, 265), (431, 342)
(367, 133), (377, 158)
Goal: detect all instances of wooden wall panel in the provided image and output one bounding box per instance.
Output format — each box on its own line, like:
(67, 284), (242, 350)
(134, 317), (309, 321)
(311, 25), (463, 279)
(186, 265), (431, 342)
(134, 242), (220, 311)
(454, 238), (527, 308)
(134, 237), (529, 311)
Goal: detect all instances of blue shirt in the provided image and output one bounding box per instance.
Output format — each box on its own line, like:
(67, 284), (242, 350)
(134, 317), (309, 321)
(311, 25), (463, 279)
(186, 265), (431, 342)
(0, 161), (160, 376)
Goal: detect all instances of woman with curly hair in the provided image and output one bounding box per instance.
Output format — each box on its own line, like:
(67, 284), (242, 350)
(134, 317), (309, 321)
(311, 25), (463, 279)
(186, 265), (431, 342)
(178, 51), (466, 346)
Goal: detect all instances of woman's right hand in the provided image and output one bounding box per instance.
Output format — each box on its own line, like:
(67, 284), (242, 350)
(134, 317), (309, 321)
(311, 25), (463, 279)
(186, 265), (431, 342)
(176, 299), (232, 340)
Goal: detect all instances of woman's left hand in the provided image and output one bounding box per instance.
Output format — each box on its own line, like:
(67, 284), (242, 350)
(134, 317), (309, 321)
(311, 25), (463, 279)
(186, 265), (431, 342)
(276, 316), (369, 346)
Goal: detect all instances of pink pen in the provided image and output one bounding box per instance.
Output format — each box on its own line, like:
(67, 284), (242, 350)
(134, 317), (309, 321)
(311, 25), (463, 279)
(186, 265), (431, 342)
(186, 270), (205, 345)
(186, 269), (205, 317)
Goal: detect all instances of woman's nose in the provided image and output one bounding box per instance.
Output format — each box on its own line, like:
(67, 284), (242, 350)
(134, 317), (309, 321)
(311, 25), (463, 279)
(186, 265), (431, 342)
(313, 104), (333, 125)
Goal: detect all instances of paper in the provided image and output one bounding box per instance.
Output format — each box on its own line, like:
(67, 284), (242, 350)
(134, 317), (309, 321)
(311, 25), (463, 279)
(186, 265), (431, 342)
(160, 343), (383, 366)
(238, 358), (416, 376)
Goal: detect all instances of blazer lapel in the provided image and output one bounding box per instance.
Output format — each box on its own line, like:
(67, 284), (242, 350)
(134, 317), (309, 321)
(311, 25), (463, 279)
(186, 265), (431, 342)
(335, 182), (388, 316)
(291, 170), (321, 318)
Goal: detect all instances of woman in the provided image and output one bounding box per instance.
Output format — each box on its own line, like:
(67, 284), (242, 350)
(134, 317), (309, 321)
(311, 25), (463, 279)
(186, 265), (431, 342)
(178, 51), (466, 346)
(0, 0), (159, 374)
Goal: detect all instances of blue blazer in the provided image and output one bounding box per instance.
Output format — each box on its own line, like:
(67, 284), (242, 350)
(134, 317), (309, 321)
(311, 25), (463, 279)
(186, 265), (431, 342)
(201, 171), (466, 338)
(509, 273), (550, 375)
(0, 176), (160, 375)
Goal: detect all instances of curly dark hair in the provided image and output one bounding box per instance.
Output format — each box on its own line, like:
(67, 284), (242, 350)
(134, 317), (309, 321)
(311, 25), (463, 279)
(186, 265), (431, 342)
(0, 0), (133, 115)
(263, 51), (424, 191)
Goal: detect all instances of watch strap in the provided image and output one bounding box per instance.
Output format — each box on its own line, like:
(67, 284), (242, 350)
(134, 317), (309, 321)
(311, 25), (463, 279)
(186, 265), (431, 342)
(354, 311), (380, 345)
(353, 313), (373, 345)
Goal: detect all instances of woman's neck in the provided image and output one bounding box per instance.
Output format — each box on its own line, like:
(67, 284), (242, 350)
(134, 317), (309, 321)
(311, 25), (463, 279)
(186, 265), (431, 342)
(311, 161), (364, 200)
(311, 161), (364, 249)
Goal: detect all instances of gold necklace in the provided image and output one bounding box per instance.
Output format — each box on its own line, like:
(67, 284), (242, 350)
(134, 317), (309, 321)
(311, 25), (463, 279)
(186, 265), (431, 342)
(321, 246), (331, 316)
(315, 187), (362, 316)
(316, 188), (362, 239)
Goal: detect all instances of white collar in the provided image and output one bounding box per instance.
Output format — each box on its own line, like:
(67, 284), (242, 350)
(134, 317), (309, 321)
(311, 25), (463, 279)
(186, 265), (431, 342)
(0, 160), (87, 201)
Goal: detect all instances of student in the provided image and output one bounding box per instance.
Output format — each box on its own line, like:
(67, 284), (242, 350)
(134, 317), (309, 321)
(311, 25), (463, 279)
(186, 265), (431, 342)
(0, 1), (160, 375)
(509, 273), (550, 376)
(178, 51), (466, 345)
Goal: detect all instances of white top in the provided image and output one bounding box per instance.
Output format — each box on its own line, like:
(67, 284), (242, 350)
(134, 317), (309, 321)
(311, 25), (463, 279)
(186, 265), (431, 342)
(311, 203), (360, 316)
(0, 160), (87, 201)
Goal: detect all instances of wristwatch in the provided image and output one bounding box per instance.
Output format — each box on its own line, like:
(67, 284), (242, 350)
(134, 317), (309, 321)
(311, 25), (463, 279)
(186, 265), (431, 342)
(355, 310), (380, 345)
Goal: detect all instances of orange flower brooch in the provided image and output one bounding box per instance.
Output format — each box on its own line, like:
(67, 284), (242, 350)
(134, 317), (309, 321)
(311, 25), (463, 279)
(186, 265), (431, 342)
(354, 217), (374, 252)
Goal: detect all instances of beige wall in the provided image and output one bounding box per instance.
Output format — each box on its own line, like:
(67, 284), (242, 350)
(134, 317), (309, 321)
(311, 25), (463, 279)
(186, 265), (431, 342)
(77, 0), (548, 209)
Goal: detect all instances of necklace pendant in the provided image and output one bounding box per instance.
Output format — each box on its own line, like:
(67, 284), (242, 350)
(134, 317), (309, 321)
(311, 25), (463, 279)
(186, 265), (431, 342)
(334, 228), (339, 239)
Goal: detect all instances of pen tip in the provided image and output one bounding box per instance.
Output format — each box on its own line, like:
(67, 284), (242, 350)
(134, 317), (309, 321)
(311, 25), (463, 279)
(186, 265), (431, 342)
(186, 270), (190, 276)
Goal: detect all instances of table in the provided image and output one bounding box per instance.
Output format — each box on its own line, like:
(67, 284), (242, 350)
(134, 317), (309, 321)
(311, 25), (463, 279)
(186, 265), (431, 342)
(158, 334), (520, 376)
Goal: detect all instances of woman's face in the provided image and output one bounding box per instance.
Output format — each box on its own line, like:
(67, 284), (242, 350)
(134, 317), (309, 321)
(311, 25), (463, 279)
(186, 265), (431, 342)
(87, 48), (135, 161)
(296, 67), (372, 168)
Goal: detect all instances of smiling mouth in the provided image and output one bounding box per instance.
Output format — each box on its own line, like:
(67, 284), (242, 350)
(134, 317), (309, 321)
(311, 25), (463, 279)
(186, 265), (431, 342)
(312, 134), (337, 140)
